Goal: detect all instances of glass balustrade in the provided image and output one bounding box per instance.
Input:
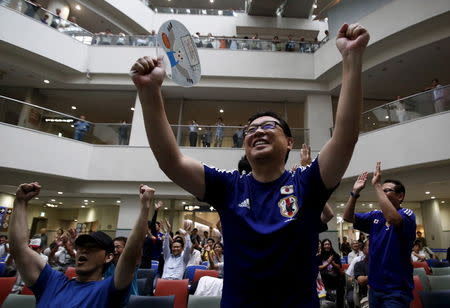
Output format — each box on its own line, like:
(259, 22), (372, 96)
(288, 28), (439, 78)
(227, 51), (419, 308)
(0, 95), (310, 148)
(1, 0), (325, 53)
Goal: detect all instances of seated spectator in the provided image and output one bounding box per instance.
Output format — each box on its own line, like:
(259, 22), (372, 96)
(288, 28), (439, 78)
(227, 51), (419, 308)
(354, 240), (370, 308)
(43, 241), (59, 267)
(0, 234), (9, 258)
(285, 35), (296, 51)
(319, 239), (345, 308)
(187, 240), (202, 266)
(54, 233), (75, 271)
(348, 240), (364, 264)
(104, 236), (139, 297)
(209, 243), (224, 278)
(161, 220), (191, 280)
(201, 238), (215, 262)
(9, 182), (154, 307)
(411, 242), (427, 262)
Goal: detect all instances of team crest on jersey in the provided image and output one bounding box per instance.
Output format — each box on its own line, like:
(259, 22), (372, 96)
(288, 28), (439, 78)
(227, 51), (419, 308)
(280, 185), (294, 194)
(278, 195), (298, 218)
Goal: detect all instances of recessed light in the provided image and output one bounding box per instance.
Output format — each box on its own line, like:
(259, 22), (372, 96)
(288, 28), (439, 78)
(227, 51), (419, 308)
(74, 219), (78, 222)
(57, 191), (63, 195)
(59, 202), (62, 204)
(340, 203), (344, 206)
(182, 201), (186, 205)
(91, 200), (95, 203)
(431, 196), (436, 199)
(43, 79), (50, 84)
(71, 106), (77, 110)
(210, 0), (214, 3)
(81, 205), (86, 208)
(219, 109), (224, 113)
(425, 191), (430, 194)
(75, 4), (81, 10)
(385, 116), (389, 119)
(441, 201), (446, 204)
(116, 200), (121, 204)
(369, 203), (373, 206)
(51, 199), (56, 202)
(131, 107), (135, 111)
(164, 207), (168, 210)
(35, 197), (39, 200)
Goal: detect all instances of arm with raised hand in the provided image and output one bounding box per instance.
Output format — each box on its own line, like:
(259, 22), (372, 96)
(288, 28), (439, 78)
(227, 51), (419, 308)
(318, 24), (370, 189)
(371, 162), (403, 226)
(343, 172), (368, 223)
(114, 185), (155, 290)
(321, 202), (334, 224)
(131, 57), (205, 199)
(9, 183), (46, 286)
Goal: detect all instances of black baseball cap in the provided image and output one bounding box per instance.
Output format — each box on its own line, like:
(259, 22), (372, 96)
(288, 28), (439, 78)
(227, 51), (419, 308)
(75, 231), (114, 253)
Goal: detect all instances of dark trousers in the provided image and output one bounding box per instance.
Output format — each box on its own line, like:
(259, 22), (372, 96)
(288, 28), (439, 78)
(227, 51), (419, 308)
(369, 288), (412, 308)
(189, 132), (198, 146)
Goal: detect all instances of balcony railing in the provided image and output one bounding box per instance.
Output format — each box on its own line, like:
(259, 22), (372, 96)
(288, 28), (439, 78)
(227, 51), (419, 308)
(0, 95), (309, 148)
(329, 85), (449, 135)
(1, 0), (326, 53)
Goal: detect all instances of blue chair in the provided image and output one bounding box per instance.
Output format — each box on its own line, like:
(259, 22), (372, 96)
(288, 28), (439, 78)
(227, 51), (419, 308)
(151, 262), (159, 270)
(201, 261), (209, 267)
(419, 290), (450, 308)
(125, 295), (175, 308)
(184, 265), (207, 283)
(0, 263), (6, 277)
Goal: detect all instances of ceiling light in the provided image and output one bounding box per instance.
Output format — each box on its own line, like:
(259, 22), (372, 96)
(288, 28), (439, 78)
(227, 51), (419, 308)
(441, 201), (446, 203)
(182, 201), (186, 205)
(385, 116), (389, 119)
(313, 4), (317, 9)
(210, 0), (214, 3)
(219, 109), (224, 113)
(71, 125), (74, 128)
(57, 191), (63, 195)
(51, 199), (56, 202)
(71, 106), (77, 110)
(58, 202), (62, 204)
(90, 200), (95, 203)
(81, 205), (86, 208)
(75, 4), (81, 10)
(40, 212), (45, 217)
(116, 200), (121, 204)
(35, 197), (39, 200)
(43, 79), (50, 84)
(340, 203), (344, 206)
(425, 191), (430, 194)
(431, 196), (436, 199)
(84, 199), (88, 202)
(164, 207), (168, 210)
(74, 219), (78, 222)
(131, 107), (135, 111)
(369, 203), (373, 206)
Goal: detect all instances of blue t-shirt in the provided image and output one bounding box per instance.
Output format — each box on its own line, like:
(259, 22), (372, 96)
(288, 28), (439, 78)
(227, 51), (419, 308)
(104, 263), (139, 298)
(202, 158), (335, 307)
(31, 264), (129, 308)
(354, 208), (416, 294)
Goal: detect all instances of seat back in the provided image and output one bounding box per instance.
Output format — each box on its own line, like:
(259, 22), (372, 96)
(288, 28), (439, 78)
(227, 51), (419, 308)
(410, 275), (424, 308)
(184, 265), (207, 283)
(413, 267), (430, 291)
(155, 279), (189, 308)
(412, 262), (432, 275)
(64, 267), (77, 279)
(0, 277), (16, 306)
(126, 295), (175, 308)
(431, 267), (450, 276)
(137, 268), (156, 279)
(419, 290), (450, 307)
(188, 295), (221, 308)
(2, 294), (36, 308)
(193, 270), (219, 283)
(428, 275), (450, 290)
(341, 263), (350, 274)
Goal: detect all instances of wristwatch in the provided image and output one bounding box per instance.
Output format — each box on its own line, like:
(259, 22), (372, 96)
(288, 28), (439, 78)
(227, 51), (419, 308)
(350, 191), (360, 199)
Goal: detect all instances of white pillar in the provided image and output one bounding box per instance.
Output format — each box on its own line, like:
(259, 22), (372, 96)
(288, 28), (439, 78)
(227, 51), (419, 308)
(421, 200), (447, 255)
(129, 95), (149, 146)
(304, 94), (333, 151)
(116, 195), (143, 237)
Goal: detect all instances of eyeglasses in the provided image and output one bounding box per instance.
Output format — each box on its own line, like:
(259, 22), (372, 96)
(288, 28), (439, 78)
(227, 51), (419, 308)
(383, 188), (396, 193)
(244, 121), (281, 136)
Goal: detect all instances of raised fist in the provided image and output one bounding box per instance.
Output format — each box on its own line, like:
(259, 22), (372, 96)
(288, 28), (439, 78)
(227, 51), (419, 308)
(16, 182), (41, 203)
(336, 23), (370, 57)
(139, 184), (155, 207)
(131, 56), (166, 89)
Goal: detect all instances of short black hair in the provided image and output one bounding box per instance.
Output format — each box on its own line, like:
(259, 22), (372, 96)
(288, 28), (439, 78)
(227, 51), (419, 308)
(0, 235), (7, 239)
(192, 228), (198, 232)
(207, 238), (215, 243)
(238, 155), (252, 174)
(384, 179), (406, 202)
(172, 237), (184, 248)
(247, 111), (292, 162)
(113, 236), (127, 244)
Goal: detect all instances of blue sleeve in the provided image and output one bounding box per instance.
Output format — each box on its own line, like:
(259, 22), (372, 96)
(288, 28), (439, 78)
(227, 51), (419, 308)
(30, 264), (66, 301)
(201, 164), (239, 211)
(107, 274), (132, 308)
(294, 158), (338, 214)
(399, 209), (416, 242)
(354, 212), (374, 234)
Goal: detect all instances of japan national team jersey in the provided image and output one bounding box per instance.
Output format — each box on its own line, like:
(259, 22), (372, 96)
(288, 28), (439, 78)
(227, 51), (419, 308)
(354, 208), (416, 295)
(202, 158), (336, 307)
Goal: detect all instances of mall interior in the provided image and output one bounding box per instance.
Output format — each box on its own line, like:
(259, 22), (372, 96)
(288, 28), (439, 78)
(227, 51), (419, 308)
(0, 0), (449, 270)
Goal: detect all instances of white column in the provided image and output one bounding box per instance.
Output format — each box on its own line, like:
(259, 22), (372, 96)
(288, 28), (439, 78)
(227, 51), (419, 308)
(116, 195), (142, 237)
(421, 200), (447, 255)
(129, 94), (149, 146)
(304, 94), (333, 151)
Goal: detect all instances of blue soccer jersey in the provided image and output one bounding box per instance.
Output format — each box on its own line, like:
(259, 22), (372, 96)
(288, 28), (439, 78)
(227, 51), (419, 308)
(202, 158), (336, 307)
(354, 208), (416, 295)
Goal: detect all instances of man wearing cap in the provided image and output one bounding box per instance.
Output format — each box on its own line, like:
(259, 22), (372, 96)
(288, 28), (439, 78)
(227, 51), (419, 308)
(9, 182), (156, 308)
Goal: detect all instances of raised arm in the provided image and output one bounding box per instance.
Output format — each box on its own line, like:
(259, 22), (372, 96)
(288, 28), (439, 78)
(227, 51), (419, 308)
(182, 231), (192, 265)
(131, 58), (205, 199)
(114, 184), (155, 290)
(150, 200), (162, 236)
(321, 202), (335, 224)
(371, 162), (403, 227)
(9, 183), (46, 286)
(318, 24), (370, 189)
(343, 172), (368, 223)
(162, 219), (172, 260)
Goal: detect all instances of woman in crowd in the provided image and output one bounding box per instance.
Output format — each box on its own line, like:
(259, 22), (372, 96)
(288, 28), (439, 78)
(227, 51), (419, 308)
(319, 239), (345, 308)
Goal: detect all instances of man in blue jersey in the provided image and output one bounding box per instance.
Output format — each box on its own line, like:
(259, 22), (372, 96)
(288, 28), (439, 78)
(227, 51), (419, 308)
(9, 182), (156, 308)
(343, 163), (416, 307)
(131, 23), (369, 307)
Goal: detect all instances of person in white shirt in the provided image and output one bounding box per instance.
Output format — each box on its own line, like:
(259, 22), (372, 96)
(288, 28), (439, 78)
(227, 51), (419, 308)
(411, 242), (427, 262)
(0, 235), (9, 258)
(347, 240), (364, 265)
(161, 220), (192, 280)
(187, 242), (202, 267)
